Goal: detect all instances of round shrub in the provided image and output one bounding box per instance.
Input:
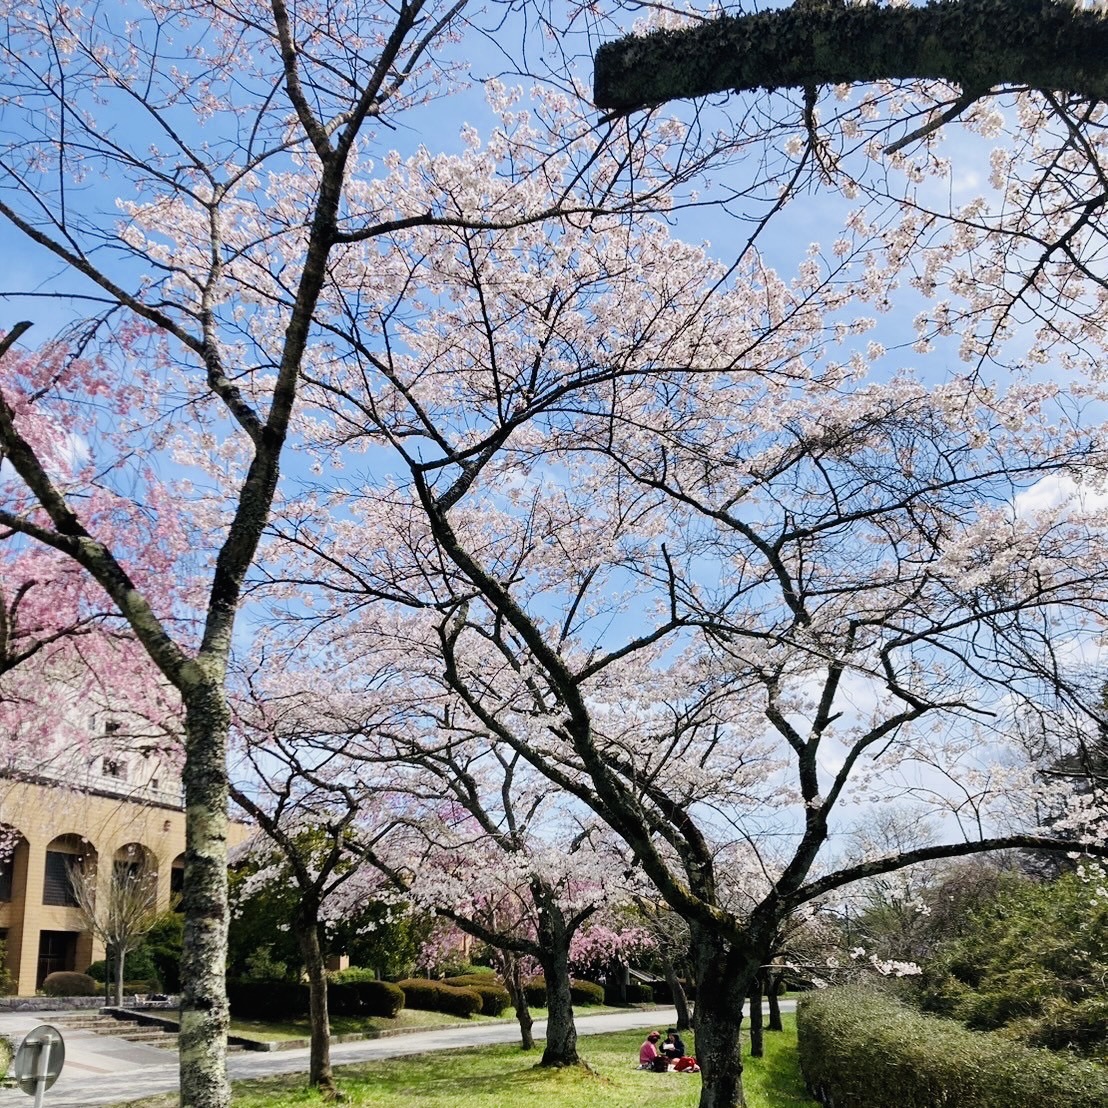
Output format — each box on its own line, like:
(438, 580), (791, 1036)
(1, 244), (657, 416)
(42, 971), (98, 997)
(626, 982), (654, 1004)
(354, 980), (405, 1018)
(327, 977), (405, 1019)
(468, 983), (510, 1016)
(86, 960), (108, 983)
(570, 979), (605, 1006)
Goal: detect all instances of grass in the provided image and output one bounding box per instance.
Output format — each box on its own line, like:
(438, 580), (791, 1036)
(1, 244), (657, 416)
(228, 1007), (493, 1042)
(171, 1004), (630, 1043)
(111, 1016), (817, 1108)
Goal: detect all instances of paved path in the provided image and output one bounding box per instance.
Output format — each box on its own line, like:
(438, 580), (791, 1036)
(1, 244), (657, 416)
(0, 1002), (796, 1107)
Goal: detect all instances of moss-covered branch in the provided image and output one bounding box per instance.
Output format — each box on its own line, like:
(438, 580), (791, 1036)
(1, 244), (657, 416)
(593, 0), (1108, 111)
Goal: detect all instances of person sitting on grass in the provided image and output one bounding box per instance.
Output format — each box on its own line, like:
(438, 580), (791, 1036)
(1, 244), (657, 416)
(663, 1028), (699, 1073)
(639, 1031), (668, 1070)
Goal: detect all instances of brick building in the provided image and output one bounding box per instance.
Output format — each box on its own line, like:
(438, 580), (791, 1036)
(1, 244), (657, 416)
(0, 715), (249, 996)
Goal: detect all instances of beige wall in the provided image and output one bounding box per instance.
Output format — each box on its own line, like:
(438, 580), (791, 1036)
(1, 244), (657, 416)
(0, 778), (248, 996)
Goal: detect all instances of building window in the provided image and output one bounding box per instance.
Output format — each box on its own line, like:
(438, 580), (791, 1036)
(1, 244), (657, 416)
(42, 852), (80, 907)
(0, 854), (12, 901)
(104, 720), (121, 735)
(102, 758), (126, 780)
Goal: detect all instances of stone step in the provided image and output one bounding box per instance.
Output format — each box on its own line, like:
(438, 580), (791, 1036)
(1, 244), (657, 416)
(49, 1013), (247, 1053)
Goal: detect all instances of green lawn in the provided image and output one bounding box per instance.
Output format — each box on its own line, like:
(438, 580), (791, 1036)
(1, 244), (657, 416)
(112, 1017), (816, 1108)
(224, 1004), (631, 1043)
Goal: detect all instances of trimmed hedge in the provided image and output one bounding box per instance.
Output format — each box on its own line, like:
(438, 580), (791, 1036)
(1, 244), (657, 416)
(227, 979), (309, 1020)
(397, 978), (482, 1018)
(228, 976), (405, 1021)
(797, 987), (1108, 1108)
(443, 975), (511, 1016)
(42, 972), (99, 997)
(444, 973), (498, 987)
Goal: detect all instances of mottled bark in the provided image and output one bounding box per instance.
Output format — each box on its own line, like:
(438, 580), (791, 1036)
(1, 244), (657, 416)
(690, 925), (763, 1108)
(536, 909), (578, 1067)
(295, 900), (335, 1094)
(594, 0), (1108, 111)
(503, 952), (535, 1050)
(177, 687), (231, 1108)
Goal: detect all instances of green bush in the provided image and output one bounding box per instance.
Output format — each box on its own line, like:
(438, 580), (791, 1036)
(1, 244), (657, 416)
(122, 979), (158, 995)
(84, 948), (161, 986)
(327, 981), (361, 1016)
(918, 869), (1108, 1058)
(523, 976), (547, 1007)
(354, 979), (405, 1018)
(626, 982), (654, 1004)
(227, 979), (309, 1020)
(444, 972), (497, 987)
(0, 1034), (11, 1080)
(397, 978), (482, 1018)
(797, 986), (1108, 1108)
(570, 979), (605, 1006)
(42, 971), (99, 997)
(329, 966), (379, 984)
(468, 983), (510, 1016)
(443, 974), (510, 1015)
(142, 912), (184, 993)
(0, 938), (13, 996)
(327, 978), (405, 1019)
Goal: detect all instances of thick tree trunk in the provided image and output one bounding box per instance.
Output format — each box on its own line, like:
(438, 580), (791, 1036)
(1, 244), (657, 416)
(178, 687), (231, 1108)
(747, 979), (763, 1059)
(295, 901), (335, 1095)
(663, 956), (691, 1032)
(536, 906), (578, 1067)
(766, 971), (783, 1033)
(593, 0), (1108, 111)
(503, 952), (534, 1050)
(690, 925), (761, 1108)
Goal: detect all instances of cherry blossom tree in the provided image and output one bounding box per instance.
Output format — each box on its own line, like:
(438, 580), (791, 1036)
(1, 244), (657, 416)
(0, 3), (733, 1104)
(227, 673), (411, 1094)
(254, 163), (1108, 1108)
(374, 757), (618, 1067)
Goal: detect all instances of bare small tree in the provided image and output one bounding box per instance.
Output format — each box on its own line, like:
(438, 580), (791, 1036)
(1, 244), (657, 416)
(69, 854), (159, 1007)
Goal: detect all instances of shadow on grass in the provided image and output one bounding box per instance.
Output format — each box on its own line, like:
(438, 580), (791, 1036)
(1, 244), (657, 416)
(748, 1037), (818, 1106)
